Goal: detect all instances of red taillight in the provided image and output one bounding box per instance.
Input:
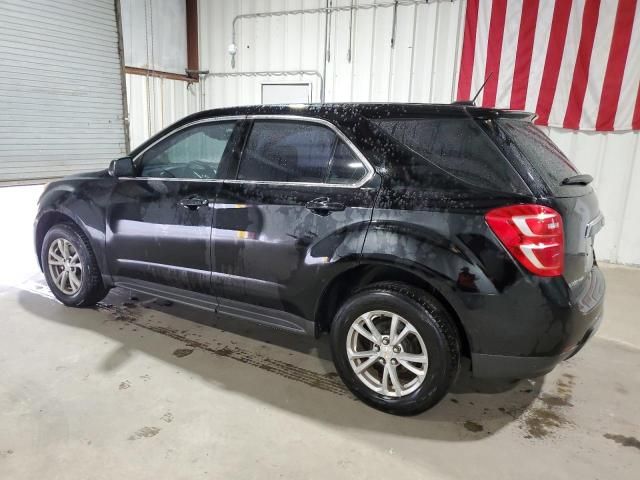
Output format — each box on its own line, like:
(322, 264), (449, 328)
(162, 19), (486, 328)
(485, 204), (564, 277)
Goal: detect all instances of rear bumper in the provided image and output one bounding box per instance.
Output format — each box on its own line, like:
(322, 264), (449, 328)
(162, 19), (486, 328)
(472, 306), (603, 379)
(465, 265), (605, 379)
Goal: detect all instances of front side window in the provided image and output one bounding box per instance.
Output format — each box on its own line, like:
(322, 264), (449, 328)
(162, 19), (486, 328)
(139, 121), (236, 179)
(237, 120), (368, 184)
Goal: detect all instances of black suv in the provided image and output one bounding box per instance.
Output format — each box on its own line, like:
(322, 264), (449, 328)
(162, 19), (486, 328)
(35, 103), (605, 415)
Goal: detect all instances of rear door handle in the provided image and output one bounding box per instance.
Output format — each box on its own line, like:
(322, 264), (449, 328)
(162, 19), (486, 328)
(178, 195), (209, 210)
(305, 197), (345, 215)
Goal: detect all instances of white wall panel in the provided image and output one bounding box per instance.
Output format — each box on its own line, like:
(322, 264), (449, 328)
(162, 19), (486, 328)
(121, 0), (187, 74)
(125, 0), (640, 264)
(125, 73), (200, 149)
(544, 127), (640, 265)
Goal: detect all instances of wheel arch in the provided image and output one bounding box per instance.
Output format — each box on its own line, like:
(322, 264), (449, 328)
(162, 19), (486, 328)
(315, 262), (471, 357)
(35, 211), (92, 271)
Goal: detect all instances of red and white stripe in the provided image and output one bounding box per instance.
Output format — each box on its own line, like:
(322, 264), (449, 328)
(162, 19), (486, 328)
(456, 0), (640, 131)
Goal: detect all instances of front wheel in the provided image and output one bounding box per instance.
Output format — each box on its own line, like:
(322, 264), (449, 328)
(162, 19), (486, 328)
(41, 223), (109, 307)
(330, 282), (460, 415)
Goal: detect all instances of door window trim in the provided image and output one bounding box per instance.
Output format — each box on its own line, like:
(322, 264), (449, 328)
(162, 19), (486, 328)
(227, 115), (375, 188)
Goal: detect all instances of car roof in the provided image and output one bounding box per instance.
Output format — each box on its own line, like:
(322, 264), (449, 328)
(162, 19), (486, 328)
(179, 102), (535, 120)
(130, 102), (535, 156)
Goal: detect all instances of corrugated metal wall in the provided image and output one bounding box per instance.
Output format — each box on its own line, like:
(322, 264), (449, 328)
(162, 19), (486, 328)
(126, 73), (200, 149)
(543, 127), (640, 265)
(127, 0), (640, 265)
(121, 0), (188, 75)
(0, 0), (127, 182)
(197, 0), (463, 106)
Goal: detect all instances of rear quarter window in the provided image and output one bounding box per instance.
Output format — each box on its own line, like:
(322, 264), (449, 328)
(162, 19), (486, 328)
(496, 119), (586, 196)
(370, 117), (528, 194)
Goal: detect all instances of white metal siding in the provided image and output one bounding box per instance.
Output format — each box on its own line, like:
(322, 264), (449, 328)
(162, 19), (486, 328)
(125, 73), (200, 149)
(198, 0), (463, 106)
(0, 0), (127, 182)
(126, 0), (640, 265)
(543, 127), (640, 265)
(121, 0), (188, 74)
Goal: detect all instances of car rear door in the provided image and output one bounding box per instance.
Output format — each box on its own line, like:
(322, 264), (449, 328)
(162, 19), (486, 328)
(106, 117), (243, 297)
(211, 116), (379, 333)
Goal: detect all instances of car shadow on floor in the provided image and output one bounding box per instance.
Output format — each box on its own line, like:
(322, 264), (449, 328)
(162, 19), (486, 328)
(18, 286), (543, 442)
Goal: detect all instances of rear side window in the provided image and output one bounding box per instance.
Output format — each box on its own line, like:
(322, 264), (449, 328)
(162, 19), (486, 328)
(371, 117), (527, 194)
(497, 119), (580, 192)
(237, 120), (368, 184)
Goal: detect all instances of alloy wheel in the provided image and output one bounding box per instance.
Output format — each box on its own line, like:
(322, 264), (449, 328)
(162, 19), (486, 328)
(48, 238), (82, 295)
(346, 310), (429, 397)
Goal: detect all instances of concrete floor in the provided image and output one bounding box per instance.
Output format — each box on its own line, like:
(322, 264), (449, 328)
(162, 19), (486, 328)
(1, 186), (639, 479)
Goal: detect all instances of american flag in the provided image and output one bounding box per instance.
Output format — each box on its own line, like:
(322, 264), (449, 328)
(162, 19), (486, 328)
(456, 0), (640, 131)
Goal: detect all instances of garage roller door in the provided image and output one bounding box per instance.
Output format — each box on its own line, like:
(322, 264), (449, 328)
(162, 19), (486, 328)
(0, 0), (127, 183)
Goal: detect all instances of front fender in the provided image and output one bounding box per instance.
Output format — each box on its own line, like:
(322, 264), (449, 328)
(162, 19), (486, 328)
(35, 175), (114, 277)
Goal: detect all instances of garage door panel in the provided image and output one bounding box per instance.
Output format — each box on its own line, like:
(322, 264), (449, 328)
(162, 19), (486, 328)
(0, 49), (122, 76)
(0, 125), (125, 132)
(0, 159), (113, 169)
(0, 0), (127, 182)
(0, 134), (123, 140)
(0, 40), (122, 67)
(1, 145), (126, 154)
(0, 91), (124, 105)
(0, 67), (122, 88)
(2, 18), (117, 50)
(1, 3), (118, 35)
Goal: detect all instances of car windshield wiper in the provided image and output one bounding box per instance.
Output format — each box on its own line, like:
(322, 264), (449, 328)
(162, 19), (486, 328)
(561, 174), (593, 185)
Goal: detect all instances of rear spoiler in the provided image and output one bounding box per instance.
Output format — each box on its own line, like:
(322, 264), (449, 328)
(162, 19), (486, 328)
(464, 107), (537, 123)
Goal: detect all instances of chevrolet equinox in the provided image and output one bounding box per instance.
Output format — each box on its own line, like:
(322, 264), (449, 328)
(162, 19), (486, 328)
(35, 103), (605, 415)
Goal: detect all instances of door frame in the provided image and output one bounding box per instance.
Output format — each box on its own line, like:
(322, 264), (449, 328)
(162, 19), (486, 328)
(209, 114), (379, 335)
(105, 116), (247, 294)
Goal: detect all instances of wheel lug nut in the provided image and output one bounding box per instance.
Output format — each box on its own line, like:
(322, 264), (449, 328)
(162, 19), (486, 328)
(391, 359), (398, 366)
(393, 346), (400, 353)
(380, 358), (386, 364)
(373, 345), (379, 352)
(382, 337), (389, 345)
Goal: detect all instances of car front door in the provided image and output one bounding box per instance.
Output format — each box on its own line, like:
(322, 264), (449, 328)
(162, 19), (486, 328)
(106, 117), (243, 297)
(211, 116), (379, 334)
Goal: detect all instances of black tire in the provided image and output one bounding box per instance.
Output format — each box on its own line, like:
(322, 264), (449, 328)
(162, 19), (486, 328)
(330, 282), (460, 415)
(41, 223), (109, 307)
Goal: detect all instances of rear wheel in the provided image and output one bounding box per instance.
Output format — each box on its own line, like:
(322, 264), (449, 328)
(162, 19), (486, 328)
(41, 223), (109, 307)
(330, 282), (460, 415)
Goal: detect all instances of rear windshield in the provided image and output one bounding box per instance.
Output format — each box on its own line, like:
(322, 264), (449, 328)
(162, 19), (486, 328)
(496, 119), (581, 193)
(370, 117), (529, 194)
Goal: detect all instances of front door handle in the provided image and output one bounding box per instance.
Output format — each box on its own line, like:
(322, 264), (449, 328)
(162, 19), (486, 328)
(305, 197), (346, 216)
(178, 195), (209, 210)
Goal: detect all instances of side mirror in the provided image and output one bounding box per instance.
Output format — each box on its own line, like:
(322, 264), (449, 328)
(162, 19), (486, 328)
(108, 157), (135, 178)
